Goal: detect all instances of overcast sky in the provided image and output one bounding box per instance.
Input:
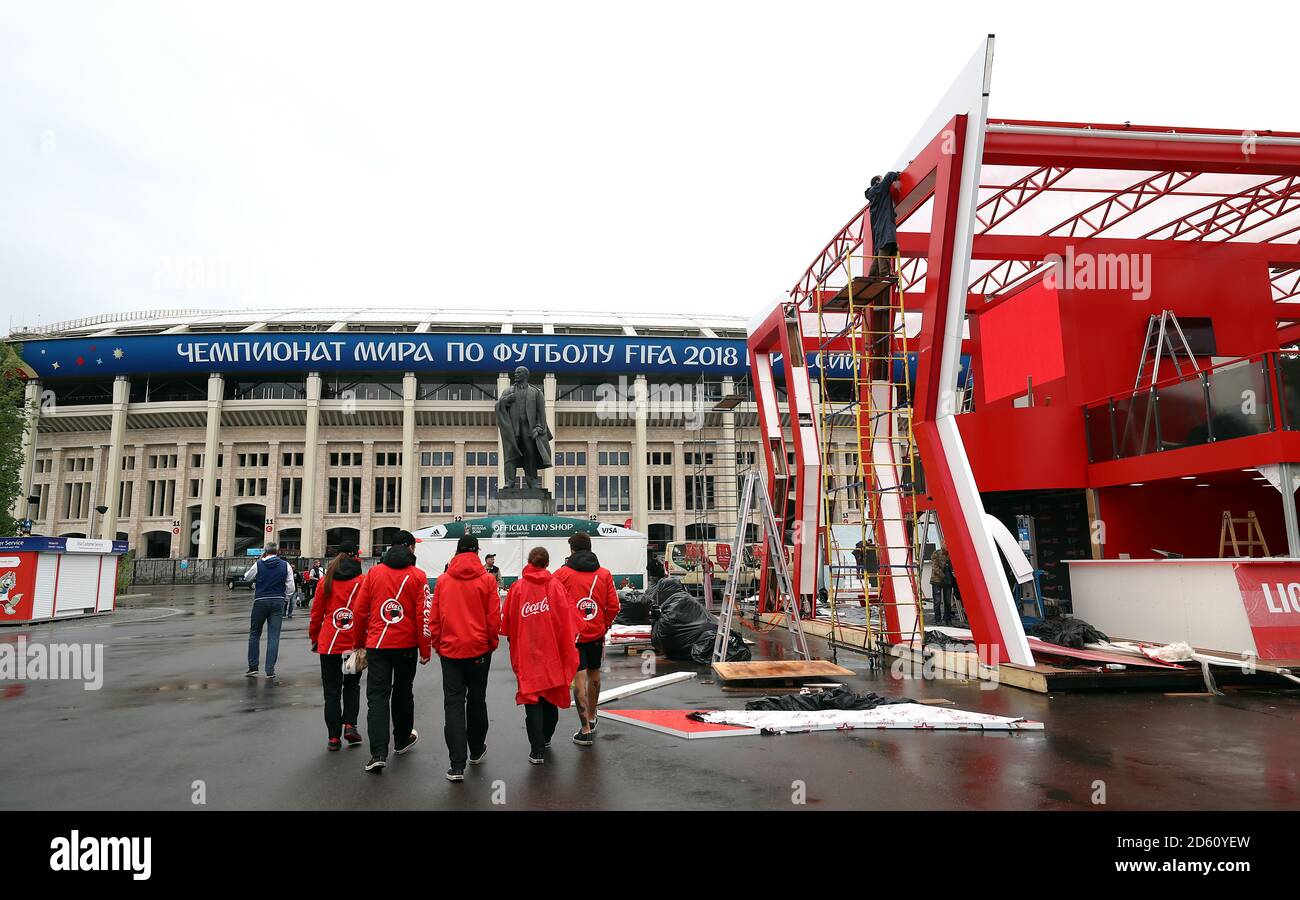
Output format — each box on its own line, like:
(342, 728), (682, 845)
(1, 1), (1296, 330)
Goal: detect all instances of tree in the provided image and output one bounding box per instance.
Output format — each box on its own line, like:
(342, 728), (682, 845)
(0, 342), (36, 536)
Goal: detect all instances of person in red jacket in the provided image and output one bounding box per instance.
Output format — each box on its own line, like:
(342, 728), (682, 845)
(429, 534), (501, 782)
(308, 541), (366, 751)
(553, 530), (619, 747)
(351, 530), (432, 772)
(501, 546), (579, 764)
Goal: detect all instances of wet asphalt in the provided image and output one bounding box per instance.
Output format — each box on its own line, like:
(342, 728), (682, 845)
(1, 584), (1297, 811)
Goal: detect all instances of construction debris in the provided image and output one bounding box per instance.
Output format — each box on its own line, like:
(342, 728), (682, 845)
(596, 671), (696, 705)
(688, 705), (1045, 733)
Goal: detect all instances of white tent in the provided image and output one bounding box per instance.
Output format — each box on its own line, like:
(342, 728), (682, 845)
(412, 515), (648, 588)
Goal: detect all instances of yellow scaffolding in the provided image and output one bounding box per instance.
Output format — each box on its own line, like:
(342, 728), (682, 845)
(813, 250), (926, 658)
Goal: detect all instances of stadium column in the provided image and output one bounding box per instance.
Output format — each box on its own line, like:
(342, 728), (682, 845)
(543, 373), (557, 494)
(401, 372), (417, 531)
(98, 375), (130, 540)
(197, 374), (223, 560)
(452, 440), (467, 513)
(719, 376), (738, 543)
(300, 372), (322, 558)
(216, 439), (235, 558)
(585, 440), (599, 514)
(360, 439), (375, 556)
(632, 374), (648, 533)
(672, 438), (686, 540)
(12, 378), (41, 523)
(266, 440), (281, 548)
(173, 440), (191, 558)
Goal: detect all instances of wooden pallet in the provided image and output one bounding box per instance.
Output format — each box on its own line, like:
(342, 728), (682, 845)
(711, 659), (855, 687)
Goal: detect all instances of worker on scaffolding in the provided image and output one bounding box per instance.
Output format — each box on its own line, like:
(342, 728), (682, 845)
(864, 171), (900, 279)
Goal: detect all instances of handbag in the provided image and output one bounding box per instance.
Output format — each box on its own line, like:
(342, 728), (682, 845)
(342, 647), (368, 675)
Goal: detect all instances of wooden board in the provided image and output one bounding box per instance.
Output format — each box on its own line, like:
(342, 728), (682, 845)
(712, 660), (855, 683)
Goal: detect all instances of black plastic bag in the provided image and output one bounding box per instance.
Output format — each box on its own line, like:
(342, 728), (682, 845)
(651, 584), (717, 661)
(1028, 615), (1109, 649)
(689, 628), (751, 664)
(614, 590), (653, 626)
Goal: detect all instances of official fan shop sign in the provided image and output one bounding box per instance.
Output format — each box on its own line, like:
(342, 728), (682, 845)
(1232, 563), (1300, 658)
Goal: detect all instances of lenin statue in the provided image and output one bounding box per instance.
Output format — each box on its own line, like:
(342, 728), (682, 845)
(495, 366), (553, 489)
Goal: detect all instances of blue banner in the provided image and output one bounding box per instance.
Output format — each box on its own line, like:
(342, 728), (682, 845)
(0, 537), (129, 554)
(19, 333), (747, 378)
(18, 333), (968, 384)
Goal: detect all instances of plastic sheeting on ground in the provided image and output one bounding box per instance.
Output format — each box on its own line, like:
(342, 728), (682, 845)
(687, 704), (1044, 733)
(744, 686), (914, 712)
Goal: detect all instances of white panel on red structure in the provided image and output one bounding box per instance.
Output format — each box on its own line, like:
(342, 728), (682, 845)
(33, 554), (58, 619)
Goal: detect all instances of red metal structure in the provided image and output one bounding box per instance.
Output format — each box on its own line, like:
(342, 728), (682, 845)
(752, 37), (1300, 667)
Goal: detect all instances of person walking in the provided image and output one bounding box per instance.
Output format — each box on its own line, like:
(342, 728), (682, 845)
(308, 541), (366, 751)
(352, 530), (432, 773)
(930, 544), (955, 627)
(244, 543), (295, 681)
(553, 531), (619, 747)
(303, 558), (325, 607)
(500, 546), (579, 765)
(429, 534), (500, 782)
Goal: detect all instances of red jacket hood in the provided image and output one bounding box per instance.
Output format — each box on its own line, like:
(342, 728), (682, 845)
(447, 552), (488, 580)
(521, 563), (551, 584)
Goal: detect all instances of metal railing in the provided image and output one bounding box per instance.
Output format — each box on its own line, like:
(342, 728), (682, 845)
(1084, 353), (1288, 463)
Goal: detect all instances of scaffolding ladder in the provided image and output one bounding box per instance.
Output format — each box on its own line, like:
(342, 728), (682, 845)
(714, 471), (810, 662)
(812, 250), (926, 658)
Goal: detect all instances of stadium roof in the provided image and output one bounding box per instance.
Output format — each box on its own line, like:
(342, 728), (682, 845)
(7, 306), (749, 341)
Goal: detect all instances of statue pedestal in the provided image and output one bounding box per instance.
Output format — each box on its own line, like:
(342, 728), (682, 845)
(491, 486), (555, 517)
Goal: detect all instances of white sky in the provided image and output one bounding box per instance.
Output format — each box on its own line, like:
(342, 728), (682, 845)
(2, 0), (1297, 330)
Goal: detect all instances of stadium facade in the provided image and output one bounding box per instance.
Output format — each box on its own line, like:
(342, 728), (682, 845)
(7, 307), (860, 562)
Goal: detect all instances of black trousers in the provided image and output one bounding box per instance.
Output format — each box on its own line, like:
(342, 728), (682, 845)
(932, 583), (955, 626)
(440, 653), (492, 769)
(524, 700), (559, 756)
(319, 654), (361, 740)
(365, 647), (417, 758)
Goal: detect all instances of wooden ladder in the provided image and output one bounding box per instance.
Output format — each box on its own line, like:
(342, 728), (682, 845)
(1219, 510), (1270, 558)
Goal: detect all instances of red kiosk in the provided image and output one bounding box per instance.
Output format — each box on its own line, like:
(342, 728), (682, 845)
(0, 537), (128, 626)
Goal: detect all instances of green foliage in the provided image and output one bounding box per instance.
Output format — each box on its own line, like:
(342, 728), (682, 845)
(117, 549), (135, 593)
(0, 343), (35, 537)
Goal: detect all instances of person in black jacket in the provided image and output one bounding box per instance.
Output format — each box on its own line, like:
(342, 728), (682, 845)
(864, 171), (900, 278)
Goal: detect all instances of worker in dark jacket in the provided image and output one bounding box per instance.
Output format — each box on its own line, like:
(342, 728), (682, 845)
(864, 171), (900, 278)
(929, 544), (955, 627)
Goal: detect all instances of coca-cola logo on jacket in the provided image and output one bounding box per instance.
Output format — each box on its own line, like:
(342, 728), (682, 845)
(577, 598), (598, 620)
(332, 608), (354, 630)
(521, 597), (550, 618)
(380, 599), (405, 624)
